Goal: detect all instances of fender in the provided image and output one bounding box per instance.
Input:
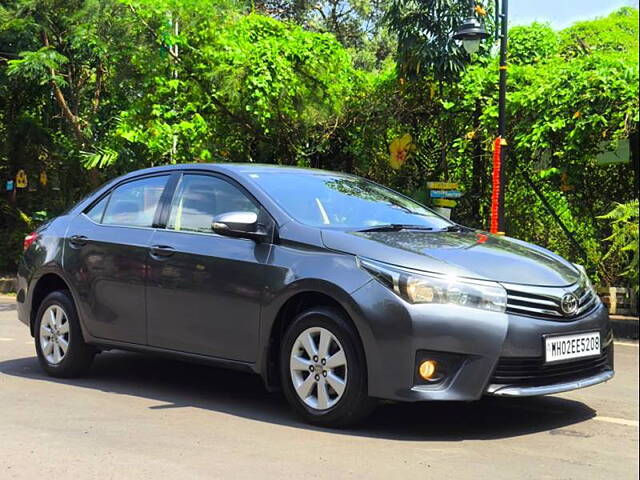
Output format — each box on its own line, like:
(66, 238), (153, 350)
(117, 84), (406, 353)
(256, 276), (376, 386)
(26, 263), (91, 340)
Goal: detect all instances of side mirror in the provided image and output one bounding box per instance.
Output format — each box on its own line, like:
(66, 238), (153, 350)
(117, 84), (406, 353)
(212, 211), (268, 242)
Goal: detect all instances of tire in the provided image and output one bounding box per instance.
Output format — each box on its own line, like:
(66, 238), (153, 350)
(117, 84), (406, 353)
(34, 290), (95, 378)
(280, 306), (376, 428)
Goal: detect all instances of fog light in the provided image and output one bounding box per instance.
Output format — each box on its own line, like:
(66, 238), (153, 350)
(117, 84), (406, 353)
(419, 360), (438, 380)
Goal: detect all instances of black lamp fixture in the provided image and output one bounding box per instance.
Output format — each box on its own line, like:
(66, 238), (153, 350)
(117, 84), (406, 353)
(453, 15), (490, 54)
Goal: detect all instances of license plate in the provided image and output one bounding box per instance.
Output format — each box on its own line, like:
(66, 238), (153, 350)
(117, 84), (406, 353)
(544, 331), (601, 364)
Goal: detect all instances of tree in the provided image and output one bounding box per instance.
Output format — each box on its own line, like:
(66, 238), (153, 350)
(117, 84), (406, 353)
(508, 22), (558, 65)
(254, 0), (395, 70)
(599, 200), (639, 290)
(559, 6), (639, 62)
(113, 6), (357, 165)
(386, 0), (494, 82)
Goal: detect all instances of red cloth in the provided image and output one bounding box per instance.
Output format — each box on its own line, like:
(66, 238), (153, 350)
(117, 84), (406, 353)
(490, 137), (502, 234)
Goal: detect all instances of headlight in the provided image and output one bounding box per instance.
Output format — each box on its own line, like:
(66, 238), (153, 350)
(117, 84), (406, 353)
(573, 264), (599, 299)
(359, 258), (507, 313)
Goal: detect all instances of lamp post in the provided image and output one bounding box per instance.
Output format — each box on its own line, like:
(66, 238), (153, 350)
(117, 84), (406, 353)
(454, 0), (508, 234)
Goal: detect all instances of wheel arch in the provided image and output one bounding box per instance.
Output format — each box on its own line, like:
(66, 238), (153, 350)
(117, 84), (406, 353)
(29, 272), (73, 336)
(260, 283), (371, 392)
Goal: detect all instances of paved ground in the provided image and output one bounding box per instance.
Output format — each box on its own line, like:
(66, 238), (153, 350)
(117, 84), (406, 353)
(0, 299), (638, 479)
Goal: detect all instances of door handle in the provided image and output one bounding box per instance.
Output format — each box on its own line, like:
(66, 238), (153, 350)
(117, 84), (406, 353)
(69, 235), (88, 247)
(149, 245), (175, 258)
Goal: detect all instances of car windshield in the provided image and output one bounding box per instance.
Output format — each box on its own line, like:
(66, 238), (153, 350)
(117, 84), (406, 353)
(249, 172), (452, 230)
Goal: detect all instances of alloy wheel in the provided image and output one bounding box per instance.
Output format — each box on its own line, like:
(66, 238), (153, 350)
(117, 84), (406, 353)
(39, 305), (70, 365)
(289, 327), (348, 410)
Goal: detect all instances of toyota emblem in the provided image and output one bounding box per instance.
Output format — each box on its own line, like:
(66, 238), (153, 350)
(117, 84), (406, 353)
(560, 293), (579, 316)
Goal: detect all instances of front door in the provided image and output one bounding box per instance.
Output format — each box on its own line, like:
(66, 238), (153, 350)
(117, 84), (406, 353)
(146, 173), (273, 362)
(64, 174), (170, 344)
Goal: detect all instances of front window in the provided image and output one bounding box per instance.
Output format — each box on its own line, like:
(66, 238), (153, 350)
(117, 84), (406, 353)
(249, 172), (452, 230)
(166, 174), (259, 234)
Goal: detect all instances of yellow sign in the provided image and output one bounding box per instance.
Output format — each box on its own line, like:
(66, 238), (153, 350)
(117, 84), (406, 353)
(427, 182), (458, 190)
(39, 171), (48, 186)
(433, 198), (457, 208)
(16, 170), (28, 188)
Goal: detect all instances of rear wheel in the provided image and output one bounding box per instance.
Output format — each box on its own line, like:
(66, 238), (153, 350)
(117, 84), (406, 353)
(34, 290), (95, 377)
(280, 307), (376, 428)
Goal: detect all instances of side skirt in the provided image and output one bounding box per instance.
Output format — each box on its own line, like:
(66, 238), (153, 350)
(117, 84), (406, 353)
(86, 337), (260, 375)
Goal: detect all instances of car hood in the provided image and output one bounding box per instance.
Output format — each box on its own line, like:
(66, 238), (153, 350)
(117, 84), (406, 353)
(321, 229), (580, 287)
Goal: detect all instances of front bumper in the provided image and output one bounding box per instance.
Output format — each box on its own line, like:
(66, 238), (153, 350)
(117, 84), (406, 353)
(486, 369), (614, 397)
(351, 280), (614, 402)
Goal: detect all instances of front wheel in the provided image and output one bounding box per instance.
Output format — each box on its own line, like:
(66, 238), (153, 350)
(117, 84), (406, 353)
(34, 290), (95, 377)
(280, 307), (376, 428)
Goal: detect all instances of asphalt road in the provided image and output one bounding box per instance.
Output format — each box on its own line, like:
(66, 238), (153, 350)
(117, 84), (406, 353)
(1, 299), (638, 479)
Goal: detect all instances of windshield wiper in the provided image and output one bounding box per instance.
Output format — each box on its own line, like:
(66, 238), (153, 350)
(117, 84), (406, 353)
(438, 225), (466, 232)
(357, 224), (436, 232)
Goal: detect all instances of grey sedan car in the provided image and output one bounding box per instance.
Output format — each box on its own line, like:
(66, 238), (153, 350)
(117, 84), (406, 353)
(16, 164), (614, 427)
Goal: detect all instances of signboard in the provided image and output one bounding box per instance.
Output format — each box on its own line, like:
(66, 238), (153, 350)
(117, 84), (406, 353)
(427, 182), (458, 190)
(430, 190), (464, 199)
(427, 181), (462, 213)
(15, 170), (28, 188)
(432, 198), (457, 208)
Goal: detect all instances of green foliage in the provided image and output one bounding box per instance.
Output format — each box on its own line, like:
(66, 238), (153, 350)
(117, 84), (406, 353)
(255, 0), (395, 71)
(79, 147), (119, 169)
(115, 10), (357, 165)
(7, 47), (69, 85)
(386, 0), (494, 82)
(599, 200), (639, 290)
(560, 7), (639, 62)
(508, 22), (558, 65)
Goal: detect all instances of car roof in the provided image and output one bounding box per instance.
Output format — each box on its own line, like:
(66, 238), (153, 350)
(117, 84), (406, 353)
(121, 163), (350, 179)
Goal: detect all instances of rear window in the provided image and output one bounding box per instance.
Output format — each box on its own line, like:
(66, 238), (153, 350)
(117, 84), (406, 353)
(85, 195), (109, 223)
(88, 175), (168, 228)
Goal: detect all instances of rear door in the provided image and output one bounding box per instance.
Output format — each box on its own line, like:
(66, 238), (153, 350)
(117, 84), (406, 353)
(145, 172), (274, 362)
(64, 174), (171, 344)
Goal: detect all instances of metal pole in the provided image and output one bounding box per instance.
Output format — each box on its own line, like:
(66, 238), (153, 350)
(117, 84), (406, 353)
(170, 13), (178, 162)
(496, 0), (508, 233)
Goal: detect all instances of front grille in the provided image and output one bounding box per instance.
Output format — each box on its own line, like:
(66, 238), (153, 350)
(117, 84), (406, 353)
(505, 281), (598, 320)
(491, 346), (612, 386)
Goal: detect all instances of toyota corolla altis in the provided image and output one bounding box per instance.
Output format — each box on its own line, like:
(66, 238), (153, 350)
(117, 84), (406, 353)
(16, 164), (614, 427)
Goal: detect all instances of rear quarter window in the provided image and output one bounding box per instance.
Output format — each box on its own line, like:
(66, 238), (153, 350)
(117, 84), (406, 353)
(85, 195), (109, 223)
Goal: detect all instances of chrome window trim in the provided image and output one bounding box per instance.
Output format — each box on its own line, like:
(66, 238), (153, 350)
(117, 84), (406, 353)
(79, 212), (158, 232)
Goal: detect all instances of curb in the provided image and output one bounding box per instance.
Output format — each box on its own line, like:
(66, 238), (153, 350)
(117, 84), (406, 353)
(610, 315), (639, 340)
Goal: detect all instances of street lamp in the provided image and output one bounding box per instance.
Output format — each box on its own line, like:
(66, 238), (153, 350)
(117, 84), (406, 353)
(453, 15), (490, 54)
(454, 0), (509, 234)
